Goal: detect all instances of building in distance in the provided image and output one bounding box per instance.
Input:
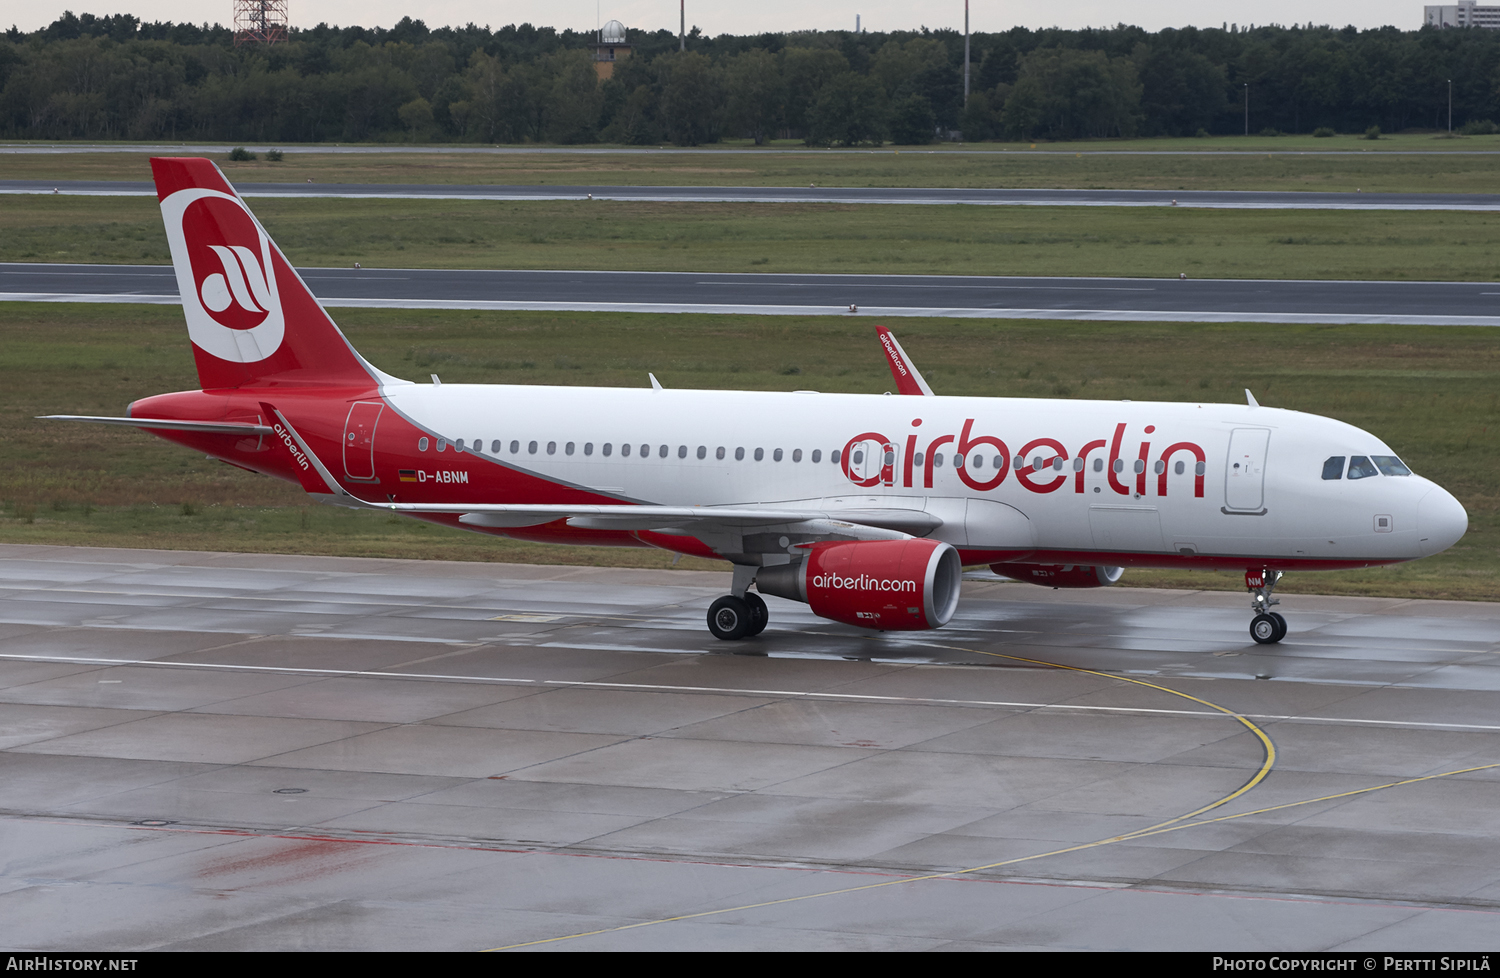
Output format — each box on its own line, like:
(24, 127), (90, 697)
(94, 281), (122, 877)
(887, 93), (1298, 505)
(591, 20), (632, 80)
(1425, 2), (1500, 27)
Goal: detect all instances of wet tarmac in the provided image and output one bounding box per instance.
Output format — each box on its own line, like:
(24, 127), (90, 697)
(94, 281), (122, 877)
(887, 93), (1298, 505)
(2, 543), (1498, 950)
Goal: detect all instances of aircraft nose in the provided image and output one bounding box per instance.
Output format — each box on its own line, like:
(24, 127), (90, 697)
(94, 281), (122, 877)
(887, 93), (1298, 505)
(1417, 485), (1468, 557)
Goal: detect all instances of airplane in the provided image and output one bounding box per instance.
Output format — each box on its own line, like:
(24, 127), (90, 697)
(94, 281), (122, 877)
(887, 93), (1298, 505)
(43, 158), (1469, 646)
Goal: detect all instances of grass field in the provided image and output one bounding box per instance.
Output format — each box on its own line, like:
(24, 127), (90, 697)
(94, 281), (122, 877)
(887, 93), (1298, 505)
(9, 194), (1500, 281)
(1, 302), (1494, 599)
(8, 137), (1500, 192)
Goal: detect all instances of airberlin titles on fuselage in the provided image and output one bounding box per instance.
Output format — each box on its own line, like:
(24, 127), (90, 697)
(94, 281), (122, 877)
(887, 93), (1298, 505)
(840, 419), (1205, 498)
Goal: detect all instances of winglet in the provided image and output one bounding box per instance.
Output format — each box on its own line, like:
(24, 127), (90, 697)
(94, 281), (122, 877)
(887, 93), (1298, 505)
(1245, 389), (1259, 409)
(649, 373), (664, 390)
(876, 326), (934, 396)
(259, 401), (363, 501)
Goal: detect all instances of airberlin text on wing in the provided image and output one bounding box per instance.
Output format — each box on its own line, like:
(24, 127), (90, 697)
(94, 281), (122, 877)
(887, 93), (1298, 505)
(843, 419), (1207, 498)
(1212, 960), (1490, 972)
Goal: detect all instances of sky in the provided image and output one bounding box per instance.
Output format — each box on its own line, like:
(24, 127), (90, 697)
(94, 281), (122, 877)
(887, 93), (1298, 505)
(7, 1), (1423, 36)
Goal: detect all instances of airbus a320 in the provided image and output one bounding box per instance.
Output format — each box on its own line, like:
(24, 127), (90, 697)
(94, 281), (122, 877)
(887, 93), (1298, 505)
(45, 159), (1469, 645)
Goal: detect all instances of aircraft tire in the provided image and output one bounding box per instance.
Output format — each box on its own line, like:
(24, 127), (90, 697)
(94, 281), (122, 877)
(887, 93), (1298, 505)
(708, 595), (752, 640)
(744, 592), (768, 637)
(1250, 613), (1282, 645)
(1269, 612), (1287, 642)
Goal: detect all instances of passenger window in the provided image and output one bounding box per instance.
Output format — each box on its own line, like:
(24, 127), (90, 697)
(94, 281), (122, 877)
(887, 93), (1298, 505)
(831, 449), (841, 464)
(437, 439), (447, 452)
(1154, 460), (1165, 474)
(565, 442), (575, 456)
(914, 452), (924, 466)
(1348, 456), (1379, 480)
(792, 449), (802, 462)
(1113, 459), (1124, 473)
(1175, 461), (1185, 475)
(642, 444), (651, 458)
(547, 442), (557, 455)
(971, 455), (983, 469)
(954, 454), (965, 469)
(697, 446), (706, 459)
(933, 453), (944, 468)
(735, 447), (745, 461)
(418, 437), (429, 451)
(455, 439), (464, 452)
(773, 448), (783, 462)
(603, 443), (612, 456)
(1195, 461), (1206, 476)
(1093, 458), (1104, 472)
(678, 445), (687, 459)
(755, 448), (765, 461)
(716, 446), (725, 460)
(1373, 455), (1411, 476)
(491, 440), (501, 454)
(621, 443), (631, 457)
(509, 440), (519, 454)
(584, 443), (593, 456)
(1322, 456), (1345, 481)
(852, 450), (863, 464)
(811, 449), (822, 463)
(658, 445), (668, 458)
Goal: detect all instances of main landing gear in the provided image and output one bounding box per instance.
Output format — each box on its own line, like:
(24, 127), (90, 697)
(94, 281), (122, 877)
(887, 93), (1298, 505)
(1246, 569), (1287, 645)
(707, 592), (768, 640)
(707, 565), (768, 641)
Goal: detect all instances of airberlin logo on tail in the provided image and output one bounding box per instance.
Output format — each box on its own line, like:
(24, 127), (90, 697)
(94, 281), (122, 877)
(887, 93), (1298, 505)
(160, 187), (286, 364)
(200, 245), (274, 319)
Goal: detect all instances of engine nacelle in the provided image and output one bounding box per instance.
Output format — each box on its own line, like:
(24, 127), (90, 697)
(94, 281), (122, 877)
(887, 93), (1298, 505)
(757, 538), (961, 630)
(991, 563), (1124, 588)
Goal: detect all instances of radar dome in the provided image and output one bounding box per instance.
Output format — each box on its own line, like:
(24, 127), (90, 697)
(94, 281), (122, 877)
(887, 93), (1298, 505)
(601, 19), (626, 43)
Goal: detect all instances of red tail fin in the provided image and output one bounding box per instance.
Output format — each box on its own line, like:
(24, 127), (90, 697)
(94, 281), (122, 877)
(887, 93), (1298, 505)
(151, 158), (376, 391)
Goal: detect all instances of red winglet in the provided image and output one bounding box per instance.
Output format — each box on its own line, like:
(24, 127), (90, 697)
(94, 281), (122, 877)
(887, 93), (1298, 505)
(876, 326), (934, 396)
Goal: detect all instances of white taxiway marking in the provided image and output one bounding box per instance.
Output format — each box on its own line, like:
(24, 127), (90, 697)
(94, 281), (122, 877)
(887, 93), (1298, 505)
(3, 650), (1498, 734)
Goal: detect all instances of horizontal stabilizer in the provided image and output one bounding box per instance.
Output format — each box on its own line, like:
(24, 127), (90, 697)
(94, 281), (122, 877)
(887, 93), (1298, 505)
(38, 415), (273, 435)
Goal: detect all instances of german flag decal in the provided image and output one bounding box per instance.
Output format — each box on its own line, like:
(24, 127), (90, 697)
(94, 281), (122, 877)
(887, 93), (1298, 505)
(399, 469), (418, 482)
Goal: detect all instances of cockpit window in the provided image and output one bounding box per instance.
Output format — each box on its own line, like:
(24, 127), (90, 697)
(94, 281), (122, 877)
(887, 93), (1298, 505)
(1372, 455), (1411, 476)
(1322, 456), (1345, 480)
(1347, 455), (1379, 480)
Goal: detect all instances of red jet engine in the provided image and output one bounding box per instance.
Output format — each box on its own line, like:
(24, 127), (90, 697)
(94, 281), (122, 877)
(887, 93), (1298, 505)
(758, 538), (961, 630)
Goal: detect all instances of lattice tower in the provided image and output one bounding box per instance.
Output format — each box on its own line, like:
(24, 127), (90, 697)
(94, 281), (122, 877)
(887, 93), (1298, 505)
(233, 0), (288, 46)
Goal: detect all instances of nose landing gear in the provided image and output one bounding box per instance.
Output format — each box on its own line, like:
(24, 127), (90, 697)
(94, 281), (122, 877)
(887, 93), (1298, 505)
(1246, 569), (1286, 644)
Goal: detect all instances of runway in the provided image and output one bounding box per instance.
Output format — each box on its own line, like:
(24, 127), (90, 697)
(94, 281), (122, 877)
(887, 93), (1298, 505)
(3, 543), (1498, 950)
(6, 262), (1500, 326)
(7, 179), (1497, 211)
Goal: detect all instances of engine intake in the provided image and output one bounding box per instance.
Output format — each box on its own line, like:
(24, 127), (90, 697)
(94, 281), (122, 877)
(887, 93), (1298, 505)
(758, 538), (961, 630)
(991, 563), (1124, 588)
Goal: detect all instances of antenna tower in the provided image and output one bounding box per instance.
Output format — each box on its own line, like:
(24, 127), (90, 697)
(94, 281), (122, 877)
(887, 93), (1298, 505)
(234, 0), (289, 46)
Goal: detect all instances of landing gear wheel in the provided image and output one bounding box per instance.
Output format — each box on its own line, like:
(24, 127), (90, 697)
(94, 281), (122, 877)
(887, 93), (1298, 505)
(743, 592), (768, 637)
(1269, 612), (1287, 642)
(708, 595), (752, 640)
(1250, 613), (1283, 645)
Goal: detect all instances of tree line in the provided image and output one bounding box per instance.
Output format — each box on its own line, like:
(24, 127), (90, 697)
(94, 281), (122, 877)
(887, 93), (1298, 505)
(2, 11), (1497, 145)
